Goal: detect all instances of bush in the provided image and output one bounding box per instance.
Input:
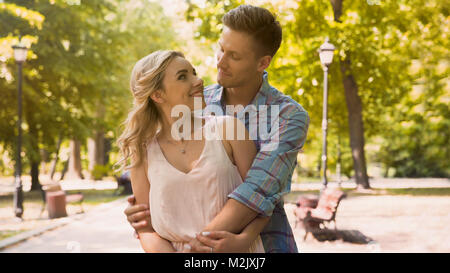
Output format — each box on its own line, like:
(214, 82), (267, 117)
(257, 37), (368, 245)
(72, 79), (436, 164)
(90, 164), (111, 180)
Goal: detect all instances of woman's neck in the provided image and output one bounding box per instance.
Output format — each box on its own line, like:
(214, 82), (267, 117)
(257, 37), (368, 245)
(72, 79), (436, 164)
(159, 112), (204, 141)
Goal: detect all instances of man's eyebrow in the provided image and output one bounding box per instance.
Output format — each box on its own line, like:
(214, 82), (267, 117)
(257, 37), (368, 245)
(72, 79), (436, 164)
(218, 41), (240, 55)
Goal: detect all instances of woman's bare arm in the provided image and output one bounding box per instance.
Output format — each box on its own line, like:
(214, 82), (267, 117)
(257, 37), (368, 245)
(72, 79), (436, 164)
(129, 154), (177, 253)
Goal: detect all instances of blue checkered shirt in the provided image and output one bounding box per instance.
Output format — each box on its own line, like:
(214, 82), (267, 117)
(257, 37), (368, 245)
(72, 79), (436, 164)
(203, 71), (309, 252)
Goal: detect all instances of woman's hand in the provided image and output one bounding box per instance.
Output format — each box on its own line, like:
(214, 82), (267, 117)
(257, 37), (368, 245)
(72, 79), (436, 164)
(192, 231), (252, 253)
(185, 236), (214, 253)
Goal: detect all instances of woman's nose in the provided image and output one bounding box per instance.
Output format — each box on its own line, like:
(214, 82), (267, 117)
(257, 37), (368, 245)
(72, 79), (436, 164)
(194, 76), (203, 87)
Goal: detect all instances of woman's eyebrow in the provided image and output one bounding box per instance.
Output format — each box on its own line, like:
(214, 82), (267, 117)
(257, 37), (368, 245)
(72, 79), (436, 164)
(176, 69), (188, 75)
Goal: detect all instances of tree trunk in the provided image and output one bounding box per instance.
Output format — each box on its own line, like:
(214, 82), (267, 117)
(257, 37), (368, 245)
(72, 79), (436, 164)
(25, 103), (42, 191)
(87, 130), (105, 179)
(65, 138), (84, 180)
(104, 138), (112, 165)
(340, 58), (370, 188)
(330, 0), (370, 189)
(329, 0), (343, 22)
(30, 161), (41, 191)
(40, 149), (49, 175)
(87, 99), (106, 179)
(50, 132), (63, 180)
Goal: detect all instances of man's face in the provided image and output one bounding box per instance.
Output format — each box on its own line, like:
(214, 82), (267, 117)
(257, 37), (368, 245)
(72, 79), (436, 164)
(216, 26), (262, 88)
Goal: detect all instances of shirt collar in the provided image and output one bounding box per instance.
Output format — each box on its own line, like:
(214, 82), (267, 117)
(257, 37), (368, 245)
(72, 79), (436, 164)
(212, 71), (271, 108)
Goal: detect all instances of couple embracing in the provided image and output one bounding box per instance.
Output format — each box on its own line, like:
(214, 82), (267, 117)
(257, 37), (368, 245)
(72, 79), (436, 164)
(117, 5), (309, 253)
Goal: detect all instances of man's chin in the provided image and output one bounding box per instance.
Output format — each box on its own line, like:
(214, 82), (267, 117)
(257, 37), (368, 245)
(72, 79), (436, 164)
(217, 77), (233, 88)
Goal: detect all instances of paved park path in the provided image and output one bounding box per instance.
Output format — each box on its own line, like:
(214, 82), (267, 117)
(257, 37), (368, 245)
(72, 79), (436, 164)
(1, 197), (143, 253)
(1, 178), (449, 253)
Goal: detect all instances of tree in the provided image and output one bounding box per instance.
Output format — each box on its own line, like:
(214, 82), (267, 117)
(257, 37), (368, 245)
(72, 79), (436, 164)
(1, 0), (180, 186)
(184, 0), (449, 185)
(0, 1), (44, 188)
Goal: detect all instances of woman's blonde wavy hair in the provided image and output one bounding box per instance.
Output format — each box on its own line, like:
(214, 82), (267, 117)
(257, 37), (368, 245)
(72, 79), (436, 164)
(116, 50), (185, 172)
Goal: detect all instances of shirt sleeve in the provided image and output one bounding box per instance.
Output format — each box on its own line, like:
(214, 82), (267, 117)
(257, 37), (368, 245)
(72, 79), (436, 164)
(228, 105), (310, 217)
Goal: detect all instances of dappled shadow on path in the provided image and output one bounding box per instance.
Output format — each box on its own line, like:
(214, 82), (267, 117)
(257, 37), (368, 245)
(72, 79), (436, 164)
(309, 229), (374, 244)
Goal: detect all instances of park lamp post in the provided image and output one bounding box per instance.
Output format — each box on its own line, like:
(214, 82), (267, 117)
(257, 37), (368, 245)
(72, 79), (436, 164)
(318, 38), (335, 190)
(12, 41), (28, 219)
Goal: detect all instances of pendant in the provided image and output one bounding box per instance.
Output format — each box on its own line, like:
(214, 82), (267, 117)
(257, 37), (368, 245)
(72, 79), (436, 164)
(181, 149), (186, 154)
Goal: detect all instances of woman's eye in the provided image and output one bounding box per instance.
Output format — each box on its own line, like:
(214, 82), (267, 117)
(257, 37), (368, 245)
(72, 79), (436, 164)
(178, 74), (186, 80)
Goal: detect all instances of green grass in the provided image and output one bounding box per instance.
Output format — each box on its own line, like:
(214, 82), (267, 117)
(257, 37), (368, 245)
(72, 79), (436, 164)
(295, 177), (322, 183)
(0, 189), (123, 208)
(0, 230), (27, 241)
(382, 187), (450, 196)
(283, 187), (450, 204)
(65, 189), (122, 205)
(0, 190), (43, 207)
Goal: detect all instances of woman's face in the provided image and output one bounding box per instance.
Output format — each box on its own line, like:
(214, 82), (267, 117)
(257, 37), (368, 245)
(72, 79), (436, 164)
(156, 56), (205, 112)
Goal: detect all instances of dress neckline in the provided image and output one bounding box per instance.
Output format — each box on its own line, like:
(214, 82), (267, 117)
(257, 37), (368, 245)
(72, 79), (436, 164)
(154, 138), (208, 176)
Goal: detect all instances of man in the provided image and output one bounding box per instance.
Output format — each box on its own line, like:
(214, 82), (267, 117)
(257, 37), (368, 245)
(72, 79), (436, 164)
(124, 4), (309, 253)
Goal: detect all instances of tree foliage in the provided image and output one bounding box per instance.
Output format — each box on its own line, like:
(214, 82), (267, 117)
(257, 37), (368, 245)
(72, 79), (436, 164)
(184, 0), (449, 178)
(0, 0), (179, 177)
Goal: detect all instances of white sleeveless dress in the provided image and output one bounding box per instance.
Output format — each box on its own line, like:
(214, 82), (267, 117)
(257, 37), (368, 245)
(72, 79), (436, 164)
(146, 115), (265, 253)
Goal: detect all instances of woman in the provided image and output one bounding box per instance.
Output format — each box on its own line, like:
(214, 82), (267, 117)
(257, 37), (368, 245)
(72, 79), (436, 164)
(116, 50), (267, 253)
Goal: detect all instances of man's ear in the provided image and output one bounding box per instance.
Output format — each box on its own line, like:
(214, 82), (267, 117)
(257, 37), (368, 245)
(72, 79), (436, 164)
(257, 55), (272, 73)
(150, 90), (165, 104)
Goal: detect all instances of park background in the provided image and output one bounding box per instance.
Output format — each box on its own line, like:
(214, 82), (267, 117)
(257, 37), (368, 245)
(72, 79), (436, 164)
(0, 0), (449, 252)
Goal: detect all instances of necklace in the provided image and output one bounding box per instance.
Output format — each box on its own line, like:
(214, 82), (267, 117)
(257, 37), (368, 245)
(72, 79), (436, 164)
(166, 138), (188, 154)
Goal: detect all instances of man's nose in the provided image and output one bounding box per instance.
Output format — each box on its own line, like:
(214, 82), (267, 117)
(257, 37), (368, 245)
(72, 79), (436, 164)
(217, 52), (227, 69)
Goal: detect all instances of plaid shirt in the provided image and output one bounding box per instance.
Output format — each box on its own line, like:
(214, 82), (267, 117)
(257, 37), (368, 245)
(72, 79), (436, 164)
(204, 71), (309, 253)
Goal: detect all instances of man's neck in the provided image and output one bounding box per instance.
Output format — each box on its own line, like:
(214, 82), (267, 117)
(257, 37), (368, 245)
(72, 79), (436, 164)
(224, 73), (263, 107)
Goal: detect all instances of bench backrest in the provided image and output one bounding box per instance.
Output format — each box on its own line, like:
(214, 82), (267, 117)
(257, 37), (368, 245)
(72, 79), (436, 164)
(317, 188), (346, 213)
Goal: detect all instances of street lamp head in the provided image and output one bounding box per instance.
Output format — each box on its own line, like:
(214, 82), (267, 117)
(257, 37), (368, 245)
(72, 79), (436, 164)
(319, 38), (335, 67)
(12, 42), (28, 63)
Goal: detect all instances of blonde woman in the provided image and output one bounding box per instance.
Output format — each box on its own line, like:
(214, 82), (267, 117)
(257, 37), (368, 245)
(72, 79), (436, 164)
(117, 50), (267, 253)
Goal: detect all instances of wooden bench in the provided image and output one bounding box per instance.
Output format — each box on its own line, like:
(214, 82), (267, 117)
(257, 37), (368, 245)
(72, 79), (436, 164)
(293, 188), (346, 241)
(41, 183), (84, 218)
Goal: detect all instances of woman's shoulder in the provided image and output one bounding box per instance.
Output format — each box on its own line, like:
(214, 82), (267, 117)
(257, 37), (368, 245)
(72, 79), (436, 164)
(202, 114), (248, 142)
(143, 136), (160, 162)
(204, 114), (241, 127)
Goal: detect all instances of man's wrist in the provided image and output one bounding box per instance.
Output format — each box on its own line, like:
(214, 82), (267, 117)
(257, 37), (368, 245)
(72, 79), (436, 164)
(237, 231), (252, 243)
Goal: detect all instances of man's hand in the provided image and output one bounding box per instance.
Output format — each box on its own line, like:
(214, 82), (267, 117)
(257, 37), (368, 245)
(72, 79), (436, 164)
(189, 231), (252, 253)
(124, 195), (151, 235)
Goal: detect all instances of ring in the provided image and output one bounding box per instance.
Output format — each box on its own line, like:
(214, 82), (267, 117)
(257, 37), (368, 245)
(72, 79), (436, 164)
(210, 247), (213, 253)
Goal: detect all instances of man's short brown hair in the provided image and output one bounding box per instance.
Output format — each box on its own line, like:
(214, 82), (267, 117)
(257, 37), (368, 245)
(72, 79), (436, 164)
(222, 5), (282, 58)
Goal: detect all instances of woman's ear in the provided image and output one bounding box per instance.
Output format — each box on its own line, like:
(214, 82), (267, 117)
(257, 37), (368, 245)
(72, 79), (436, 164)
(257, 55), (272, 73)
(150, 90), (165, 104)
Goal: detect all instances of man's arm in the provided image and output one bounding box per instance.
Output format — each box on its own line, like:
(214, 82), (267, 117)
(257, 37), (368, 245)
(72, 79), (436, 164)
(205, 106), (309, 232)
(194, 215), (270, 253)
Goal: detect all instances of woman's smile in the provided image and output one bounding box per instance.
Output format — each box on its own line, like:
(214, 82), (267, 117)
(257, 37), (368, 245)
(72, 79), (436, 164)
(189, 88), (203, 97)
